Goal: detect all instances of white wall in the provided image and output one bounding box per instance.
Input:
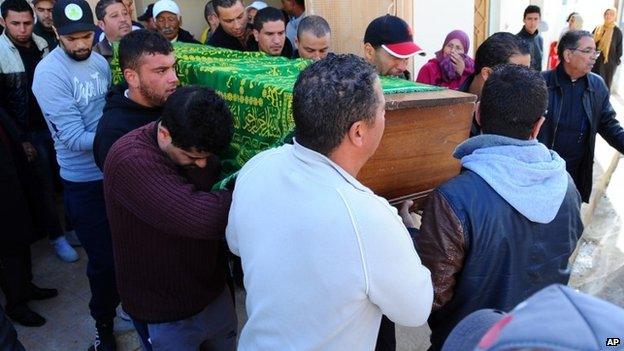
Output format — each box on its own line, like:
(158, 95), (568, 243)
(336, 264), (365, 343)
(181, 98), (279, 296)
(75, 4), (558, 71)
(412, 0), (474, 76)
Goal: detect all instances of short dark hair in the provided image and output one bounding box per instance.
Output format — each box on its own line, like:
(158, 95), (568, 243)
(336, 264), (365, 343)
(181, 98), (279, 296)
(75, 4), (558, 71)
(212, 0), (241, 17)
(1, 0), (33, 19)
(474, 32), (530, 73)
(252, 7), (284, 32)
(480, 64), (547, 140)
(96, 0), (123, 21)
(566, 12), (578, 22)
(523, 5), (541, 18)
(160, 86), (234, 153)
(293, 0), (304, 7)
(119, 29), (174, 71)
(557, 30), (593, 62)
(204, 1), (215, 19)
(293, 53), (381, 155)
(297, 15), (330, 39)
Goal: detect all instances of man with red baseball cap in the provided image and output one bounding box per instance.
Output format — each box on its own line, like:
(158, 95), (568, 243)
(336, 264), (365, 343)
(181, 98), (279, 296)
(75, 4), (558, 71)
(363, 14), (424, 80)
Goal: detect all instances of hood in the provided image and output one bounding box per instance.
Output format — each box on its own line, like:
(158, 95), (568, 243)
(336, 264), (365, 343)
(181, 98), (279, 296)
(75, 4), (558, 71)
(103, 83), (162, 116)
(454, 134), (569, 224)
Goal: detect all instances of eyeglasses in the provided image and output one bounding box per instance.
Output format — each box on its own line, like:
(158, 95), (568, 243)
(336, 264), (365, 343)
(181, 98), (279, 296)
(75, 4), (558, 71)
(572, 48), (601, 58)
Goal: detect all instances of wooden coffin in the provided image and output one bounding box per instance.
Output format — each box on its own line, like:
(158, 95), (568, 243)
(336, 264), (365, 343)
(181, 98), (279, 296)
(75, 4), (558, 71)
(358, 89), (477, 209)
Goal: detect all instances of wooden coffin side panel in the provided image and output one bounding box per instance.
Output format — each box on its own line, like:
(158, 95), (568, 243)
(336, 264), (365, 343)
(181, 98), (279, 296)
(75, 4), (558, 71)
(357, 101), (475, 206)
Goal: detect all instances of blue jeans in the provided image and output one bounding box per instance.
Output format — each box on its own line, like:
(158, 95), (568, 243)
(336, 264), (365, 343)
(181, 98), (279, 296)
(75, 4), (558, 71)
(63, 179), (119, 322)
(29, 130), (64, 240)
(133, 287), (237, 351)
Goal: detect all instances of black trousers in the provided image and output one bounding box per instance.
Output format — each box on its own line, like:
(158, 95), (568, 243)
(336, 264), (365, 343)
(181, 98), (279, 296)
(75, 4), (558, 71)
(0, 246), (33, 312)
(0, 305), (25, 351)
(375, 315), (396, 351)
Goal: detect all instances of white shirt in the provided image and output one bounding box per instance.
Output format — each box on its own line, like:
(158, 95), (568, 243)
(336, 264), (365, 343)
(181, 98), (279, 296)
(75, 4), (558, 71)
(227, 141), (433, 351)
(285, 12), (305, 50)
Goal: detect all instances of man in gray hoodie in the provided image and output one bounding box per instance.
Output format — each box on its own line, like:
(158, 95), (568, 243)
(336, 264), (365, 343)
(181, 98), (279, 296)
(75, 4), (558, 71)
(414, 64), (583, 350)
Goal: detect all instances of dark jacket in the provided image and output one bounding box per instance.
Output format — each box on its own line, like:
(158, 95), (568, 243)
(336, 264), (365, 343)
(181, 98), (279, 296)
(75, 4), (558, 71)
(93, 38), (114, 62)
(207, 26), (252, 51)
(176, 28), (201, 44)
(0, 32), (49, 142)
(417, 169), (583, 350)
(417, 135), (583, 350)
(33, 21), (58, 51)
(517, 26), (543, 71)
(539, 67), (624, 202)
(94, 83), (163, 170)
(0, 107), (38, 251)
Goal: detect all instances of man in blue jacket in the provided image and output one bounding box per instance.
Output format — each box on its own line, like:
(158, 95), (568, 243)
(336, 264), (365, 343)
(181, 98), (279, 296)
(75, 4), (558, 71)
(416, 64), (583, 350)
(538, 30), (624, 203)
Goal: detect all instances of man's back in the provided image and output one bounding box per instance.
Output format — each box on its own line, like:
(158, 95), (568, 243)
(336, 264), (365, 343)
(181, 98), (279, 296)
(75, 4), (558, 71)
(227, 142), (432, 351)
(418, 140), (583, 348)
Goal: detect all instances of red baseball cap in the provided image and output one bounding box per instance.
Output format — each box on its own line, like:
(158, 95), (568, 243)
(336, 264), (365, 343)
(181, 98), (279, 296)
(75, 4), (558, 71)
(364, 15), (425, 58)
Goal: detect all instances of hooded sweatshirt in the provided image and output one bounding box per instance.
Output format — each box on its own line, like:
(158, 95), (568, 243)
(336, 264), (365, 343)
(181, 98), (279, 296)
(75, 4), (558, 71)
(94, 83), (163, 170)
(454, 134), (568, 223)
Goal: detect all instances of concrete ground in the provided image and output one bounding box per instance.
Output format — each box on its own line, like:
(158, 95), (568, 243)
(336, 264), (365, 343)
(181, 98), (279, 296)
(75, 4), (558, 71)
(4, 98), (624, 351)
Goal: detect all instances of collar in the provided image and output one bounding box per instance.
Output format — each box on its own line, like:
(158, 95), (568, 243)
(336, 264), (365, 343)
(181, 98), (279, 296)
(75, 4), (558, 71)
(552, 63), (592, 91)
(520, 26), (539, 37)
(291, 139), (371, 193)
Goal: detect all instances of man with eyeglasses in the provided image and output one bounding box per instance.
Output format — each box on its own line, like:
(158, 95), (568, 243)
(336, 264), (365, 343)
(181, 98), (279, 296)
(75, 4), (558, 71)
(539, 30), (624, 203)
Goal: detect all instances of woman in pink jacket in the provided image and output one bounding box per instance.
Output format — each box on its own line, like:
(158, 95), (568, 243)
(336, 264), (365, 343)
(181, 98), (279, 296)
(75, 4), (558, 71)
(417, 30), (475, 89)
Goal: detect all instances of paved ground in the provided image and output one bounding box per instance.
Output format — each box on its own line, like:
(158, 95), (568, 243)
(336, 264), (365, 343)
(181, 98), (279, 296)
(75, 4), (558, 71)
(4, 97), (624, 351)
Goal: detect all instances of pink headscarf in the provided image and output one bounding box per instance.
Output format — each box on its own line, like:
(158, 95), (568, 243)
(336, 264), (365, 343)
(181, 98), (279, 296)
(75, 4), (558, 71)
(435, 30), (475, 83)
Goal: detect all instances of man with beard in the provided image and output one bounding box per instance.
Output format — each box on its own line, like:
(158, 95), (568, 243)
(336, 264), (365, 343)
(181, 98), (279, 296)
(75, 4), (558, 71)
(208, 0), (252, 51)
(538, 30), (624, 203)
(93, 0), (132, 62)
(249, 7), (292, 58)
(153, 0), (199, 44)
(363, 15), (425, 80)
(94, 29), (178, 170)
(32, 0), (57, 49)
(104, 86), (236, 351)
(32, 1), (120, 350)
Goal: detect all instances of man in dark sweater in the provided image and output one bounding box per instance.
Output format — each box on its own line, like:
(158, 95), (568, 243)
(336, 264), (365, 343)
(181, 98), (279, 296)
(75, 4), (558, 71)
(103, 85), (236, 351)
(207, 0), (252, 51)
(94, 29), (178, 170)
(248, 7), (293, 58)
(517, 5), (543, 71)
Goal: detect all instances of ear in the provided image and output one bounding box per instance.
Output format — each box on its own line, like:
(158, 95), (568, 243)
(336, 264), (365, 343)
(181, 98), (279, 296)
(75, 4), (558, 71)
(562, 49), (572, 63)
(97, 20), (106, 32)
(158, 124), (171, 139)
(480, 67), (493, 81)
(363, 43), (375, 61)
(0, 17), (5, 27)
(253, 29), (260, 42)
(123, 68), (139, 89)
(346, 120), (366, 148)
(529, 116), (545, 139)
(178, 16), (183, 26)
(295, 37), (299, 48)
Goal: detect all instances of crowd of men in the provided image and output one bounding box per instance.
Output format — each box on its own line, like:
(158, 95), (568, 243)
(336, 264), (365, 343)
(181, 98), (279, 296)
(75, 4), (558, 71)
(1, 0), (624, 350)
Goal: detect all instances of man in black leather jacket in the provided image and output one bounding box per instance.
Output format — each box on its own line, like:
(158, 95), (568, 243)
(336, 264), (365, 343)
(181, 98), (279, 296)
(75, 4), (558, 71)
(539, 30), (624, 202)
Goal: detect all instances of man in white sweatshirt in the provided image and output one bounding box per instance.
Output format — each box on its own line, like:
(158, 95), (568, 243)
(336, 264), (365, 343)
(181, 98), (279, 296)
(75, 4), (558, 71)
(226, 53), (433, 351)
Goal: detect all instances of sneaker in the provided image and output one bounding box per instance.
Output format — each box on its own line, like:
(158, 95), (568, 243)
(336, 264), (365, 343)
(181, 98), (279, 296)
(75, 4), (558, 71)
(52, 236), (79, 262)
(88, 321), (117, 351)
(6, 304), (46, 327)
